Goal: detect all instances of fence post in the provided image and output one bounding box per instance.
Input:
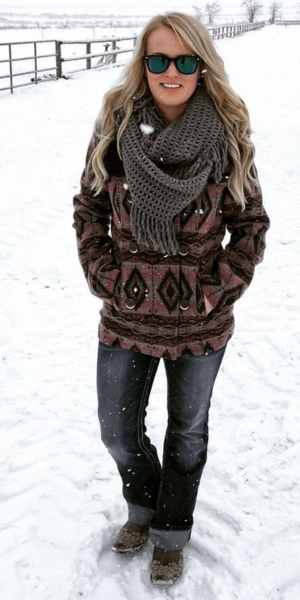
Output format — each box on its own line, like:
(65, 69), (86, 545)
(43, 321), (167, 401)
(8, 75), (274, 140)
(34, 41), (38, 83)
(111, 39), (116, 63)
(86, 42), (91, 69)
(55, 40), (62, 79)
(8, 43), (13, 94)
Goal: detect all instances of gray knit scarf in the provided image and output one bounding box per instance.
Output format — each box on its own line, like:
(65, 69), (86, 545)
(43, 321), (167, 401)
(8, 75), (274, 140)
(117, 85), (229, 255)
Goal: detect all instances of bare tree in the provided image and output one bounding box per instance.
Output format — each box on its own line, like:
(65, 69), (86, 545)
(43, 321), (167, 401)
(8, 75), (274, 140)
(241, 0), (264, 23)
(205, 2), (222, 25)
(192, 5), (204, 20)
(268, 1), (282, 23)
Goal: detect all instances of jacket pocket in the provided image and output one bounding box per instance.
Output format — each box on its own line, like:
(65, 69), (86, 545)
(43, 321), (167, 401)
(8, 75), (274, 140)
(201, 282), (226, 315)
(198, 252), (233, 316)
(119, 260), (153, 314)
(87, 255), (122, 306)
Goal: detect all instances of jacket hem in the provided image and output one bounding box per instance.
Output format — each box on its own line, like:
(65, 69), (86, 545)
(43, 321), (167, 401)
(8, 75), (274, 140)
(97, 306), (235, 360)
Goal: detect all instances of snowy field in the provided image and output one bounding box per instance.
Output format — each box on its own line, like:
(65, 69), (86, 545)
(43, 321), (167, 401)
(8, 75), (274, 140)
(0, 25), (142, 43)
(1, 23), (300, 600)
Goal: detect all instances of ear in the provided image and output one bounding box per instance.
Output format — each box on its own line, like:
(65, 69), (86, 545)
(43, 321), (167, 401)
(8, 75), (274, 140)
(200, 60), (207, 78)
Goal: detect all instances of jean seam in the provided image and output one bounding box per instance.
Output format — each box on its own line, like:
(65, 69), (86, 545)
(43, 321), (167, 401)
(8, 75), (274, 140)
(137, 358), (160, 478)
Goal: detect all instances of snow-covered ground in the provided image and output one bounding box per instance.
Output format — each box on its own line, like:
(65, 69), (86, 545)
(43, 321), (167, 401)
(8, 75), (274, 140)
(1, 23), (299, 600)
(0, 26), (142, 43)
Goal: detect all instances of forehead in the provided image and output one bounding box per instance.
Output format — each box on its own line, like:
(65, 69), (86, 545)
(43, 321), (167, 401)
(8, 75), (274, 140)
(146, 25), (191, 54)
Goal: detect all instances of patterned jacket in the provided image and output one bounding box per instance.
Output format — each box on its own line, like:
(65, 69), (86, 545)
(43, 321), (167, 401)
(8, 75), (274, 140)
(72, 129), (271, 360)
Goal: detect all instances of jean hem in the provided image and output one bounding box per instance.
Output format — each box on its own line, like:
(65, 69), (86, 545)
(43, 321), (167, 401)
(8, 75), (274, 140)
(149, 525), (192, 551)
(127, 501), (156, 525)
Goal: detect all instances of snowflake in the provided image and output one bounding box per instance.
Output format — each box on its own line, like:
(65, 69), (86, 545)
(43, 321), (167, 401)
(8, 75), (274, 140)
(139, 123), (154, 135)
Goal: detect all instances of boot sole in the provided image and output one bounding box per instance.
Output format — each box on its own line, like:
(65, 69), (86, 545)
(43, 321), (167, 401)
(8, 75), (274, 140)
(150, 573), (181, 585)
(111, 541), (147, 553)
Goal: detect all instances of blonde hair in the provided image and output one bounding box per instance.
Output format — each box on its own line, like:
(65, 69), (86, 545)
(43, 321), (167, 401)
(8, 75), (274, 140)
(88, 11), (260, 209)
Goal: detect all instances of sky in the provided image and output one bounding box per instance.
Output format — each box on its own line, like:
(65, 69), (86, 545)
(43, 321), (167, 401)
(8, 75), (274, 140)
(0, 0), (299, 19)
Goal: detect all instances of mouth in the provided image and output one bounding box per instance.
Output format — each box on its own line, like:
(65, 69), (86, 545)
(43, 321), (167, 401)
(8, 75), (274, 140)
(159, 83), (182, 89)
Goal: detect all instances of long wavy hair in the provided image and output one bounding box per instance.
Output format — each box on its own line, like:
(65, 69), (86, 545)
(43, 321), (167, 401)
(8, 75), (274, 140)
(88, 11), (260, 210)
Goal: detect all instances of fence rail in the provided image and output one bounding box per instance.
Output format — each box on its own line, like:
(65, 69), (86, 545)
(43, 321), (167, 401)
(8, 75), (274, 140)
(276, 20), (300, 25)
(0, 21), (265, 95)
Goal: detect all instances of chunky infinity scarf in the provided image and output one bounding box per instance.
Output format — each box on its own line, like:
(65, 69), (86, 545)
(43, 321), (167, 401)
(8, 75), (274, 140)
(117, 85), (229, 255)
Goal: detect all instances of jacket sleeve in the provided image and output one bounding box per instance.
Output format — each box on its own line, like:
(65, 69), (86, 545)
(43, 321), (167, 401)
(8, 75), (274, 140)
(72, 129), (121, 303)
(202, 165), (271, 314)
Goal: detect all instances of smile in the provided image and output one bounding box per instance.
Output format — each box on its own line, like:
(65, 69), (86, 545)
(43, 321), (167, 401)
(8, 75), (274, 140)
(160, 83), (182, 88)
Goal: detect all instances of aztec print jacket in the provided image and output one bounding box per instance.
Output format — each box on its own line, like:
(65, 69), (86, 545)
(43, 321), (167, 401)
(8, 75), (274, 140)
(72, 128), (271, 360)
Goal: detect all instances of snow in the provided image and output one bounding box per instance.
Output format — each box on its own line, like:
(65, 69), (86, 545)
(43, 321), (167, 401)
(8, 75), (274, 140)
(1, 23), (300, 599)
(139, 123), (154, 135)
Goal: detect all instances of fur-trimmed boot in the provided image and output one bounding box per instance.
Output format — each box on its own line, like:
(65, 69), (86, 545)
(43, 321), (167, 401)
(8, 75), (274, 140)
(111, 520), (149, 553)
(150, 546), (184, 585)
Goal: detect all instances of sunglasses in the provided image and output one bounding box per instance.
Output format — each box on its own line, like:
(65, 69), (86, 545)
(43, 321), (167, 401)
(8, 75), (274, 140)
(144, 53), (201, 75)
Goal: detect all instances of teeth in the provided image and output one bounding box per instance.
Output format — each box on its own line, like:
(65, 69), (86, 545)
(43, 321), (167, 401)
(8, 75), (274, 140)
(161, 83), (181, 88)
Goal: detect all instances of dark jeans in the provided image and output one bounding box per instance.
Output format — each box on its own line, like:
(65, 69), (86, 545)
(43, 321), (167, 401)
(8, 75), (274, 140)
(96, 341), (227, 550)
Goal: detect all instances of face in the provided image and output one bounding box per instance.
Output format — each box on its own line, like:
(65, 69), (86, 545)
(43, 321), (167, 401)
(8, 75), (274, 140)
(144, 25), (200, 123)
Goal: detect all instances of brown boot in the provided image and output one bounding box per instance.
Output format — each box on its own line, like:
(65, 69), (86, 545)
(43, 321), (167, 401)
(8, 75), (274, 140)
(111, 520), (149, 553)
(150, 546), (184, 585)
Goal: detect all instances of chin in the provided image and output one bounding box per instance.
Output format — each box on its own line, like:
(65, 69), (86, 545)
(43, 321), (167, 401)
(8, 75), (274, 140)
(156, 91), (194, 106)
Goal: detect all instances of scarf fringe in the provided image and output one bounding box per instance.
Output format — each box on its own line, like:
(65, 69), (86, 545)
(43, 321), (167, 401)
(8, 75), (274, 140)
(210, 138), (229, 182)
(131, 204), (179, 255)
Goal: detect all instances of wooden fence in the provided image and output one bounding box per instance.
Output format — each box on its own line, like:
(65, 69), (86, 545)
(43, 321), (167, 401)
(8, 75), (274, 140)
(276, 20), (300, 25)
(0, 21), (265, 95)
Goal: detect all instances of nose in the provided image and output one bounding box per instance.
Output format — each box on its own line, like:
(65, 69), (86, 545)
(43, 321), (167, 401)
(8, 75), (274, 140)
(165, 60), (179, 77)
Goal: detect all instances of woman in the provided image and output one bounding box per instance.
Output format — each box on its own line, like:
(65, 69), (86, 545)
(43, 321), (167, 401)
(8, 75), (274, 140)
(72, 12), (270, 586)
